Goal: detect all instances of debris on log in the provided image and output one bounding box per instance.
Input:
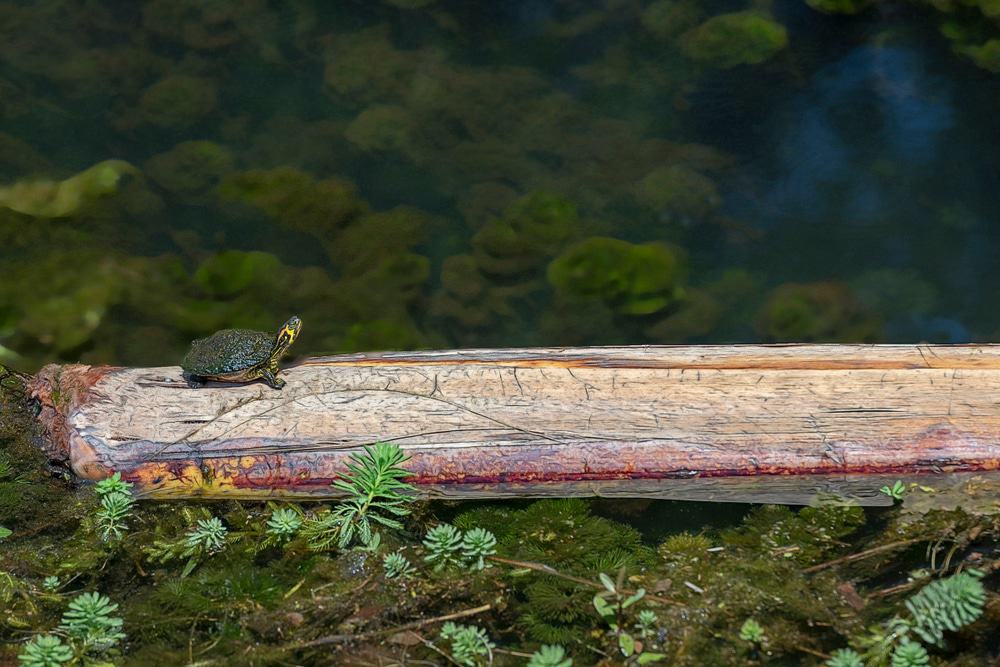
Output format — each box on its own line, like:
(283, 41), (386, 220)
(21, 345), (1000, 505)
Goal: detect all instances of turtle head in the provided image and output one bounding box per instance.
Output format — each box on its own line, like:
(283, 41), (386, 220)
(273, 316), (302, 355)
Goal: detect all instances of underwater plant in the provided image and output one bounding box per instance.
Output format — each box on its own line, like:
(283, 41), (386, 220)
(438, 622), (495, 667)
(592, 569), (665, 664)
(527, 644), (573, 667)
(264, 507), (302, 540)
(382, 551), (416, 579)
(16, 635), (73, 667)
(301, 442), (415, 550)
(423, 524), (465, 571)
(548, 237), (685, 316)
(679, 10), (788, 69)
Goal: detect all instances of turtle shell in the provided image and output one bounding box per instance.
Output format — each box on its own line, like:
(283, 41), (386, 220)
(181, 328), (275, 377)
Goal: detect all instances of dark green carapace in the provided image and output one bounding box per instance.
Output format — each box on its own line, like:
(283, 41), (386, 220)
(181, 316), (301, 389)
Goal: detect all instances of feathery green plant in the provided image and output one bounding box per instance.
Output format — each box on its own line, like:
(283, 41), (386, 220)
(57, 591), (126, 652)
(383, 551), (416, 579)
(528, 644), (573, 667)
(146, 514), (228, 576)
(301, 442), (415, 550)
(186, 516), (227, 552)
(93, 471), (135, 541)
(16, 634), (73, 667)
(95, 491), (134, 541)
(460, 527), (497, 570)
(94, 472), (132, 497)
(890, 639), (929, 667)
(739, 618), (765, 643)
(905, 568), (985, 646)
(423, 524), (464, 571)
(833, 569), (985, 666)
(825, 648), (864, 667)
(265, 507), (302, 540)
(439, 622), (494, 667)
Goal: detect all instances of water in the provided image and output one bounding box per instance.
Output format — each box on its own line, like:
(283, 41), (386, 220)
(2, 3), (999, 664)
(2, 1), (998, 371)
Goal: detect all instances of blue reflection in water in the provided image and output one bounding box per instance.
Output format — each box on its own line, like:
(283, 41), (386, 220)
(769, 45), (954, 221)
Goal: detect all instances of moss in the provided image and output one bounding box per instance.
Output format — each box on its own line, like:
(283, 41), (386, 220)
(806, 0), (875, 13)
(0, 160), (139, 219)
(145, 141), (234, 203)
(137, 75), (218, 129)
(680, 11), (788, 69)
(757, 281), (883, 343)
(548, 237), (685, 316)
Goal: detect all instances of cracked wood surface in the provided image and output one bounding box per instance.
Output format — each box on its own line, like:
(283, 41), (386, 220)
(27, 344), (1000, 505)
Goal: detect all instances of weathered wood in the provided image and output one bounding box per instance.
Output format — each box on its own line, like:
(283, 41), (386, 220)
(25, 344), (1000, 505)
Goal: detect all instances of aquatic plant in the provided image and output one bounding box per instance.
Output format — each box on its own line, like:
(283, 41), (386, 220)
(301, 442), (415, 550)
(881, 481), (907, 501)
(58, 591), (126, 653)
(438, 622), (494, 667)
(145, 512), (230, 576)
(0, 160), (138, 218)
(16, 635), (73, 667)
(757, 282), (883, 343)
(739, 618), (765, 643)
(265, 507), (302, 540)
(890, 640), (930, 667)
(94, 472), (132, 497)
(186, 517), (228, 552)
(548, 237), (685, 316)
(460, 527), (497, 570)
(135, 74), (218, 129)
(592, 569), (666, 664)
(93, 472), (135, 541)
(382, 551), (416, 579)
(42, 576), (59, 592)
(527, 644), (573, 667)
(825, 648), (864, 667)
(95, 491), (134, 541)
(636, 610), (659, 638)
(905, 569), (986, 646)
(680, 11), (788, 69)
(0, 525), (10, 542)
(833, 569), (986, 666)
(422, 524), (464, 571)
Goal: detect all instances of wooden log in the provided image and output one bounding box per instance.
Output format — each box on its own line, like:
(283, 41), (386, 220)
(22, 344), (1000, 506)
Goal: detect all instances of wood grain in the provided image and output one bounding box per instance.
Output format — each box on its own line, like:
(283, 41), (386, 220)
(28, 344), (1000, 505)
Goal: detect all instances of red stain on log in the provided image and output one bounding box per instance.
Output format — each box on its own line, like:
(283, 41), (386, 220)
(28, 364), (116, 465)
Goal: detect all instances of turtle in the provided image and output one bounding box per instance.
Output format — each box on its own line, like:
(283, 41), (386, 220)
(181, 316), (302, 389)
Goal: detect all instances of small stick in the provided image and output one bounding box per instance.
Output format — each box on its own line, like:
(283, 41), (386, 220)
(488, 555), (681, 606)
(290, 603), (492, 649)
(803, 539), (922, 573)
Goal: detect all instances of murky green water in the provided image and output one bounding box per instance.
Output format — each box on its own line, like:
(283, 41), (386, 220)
(2, 3), (1000, 665)
(2, 0), (999, 371)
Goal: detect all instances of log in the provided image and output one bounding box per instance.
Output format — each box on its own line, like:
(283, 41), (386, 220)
(21, 344), (1000, 506)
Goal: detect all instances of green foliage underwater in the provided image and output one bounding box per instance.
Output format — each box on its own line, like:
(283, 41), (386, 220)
(2, 0), (1000, 664)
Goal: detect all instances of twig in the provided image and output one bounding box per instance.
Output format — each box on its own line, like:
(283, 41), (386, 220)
(803, 539), (922, 573)
(289, 603), (492, 649)
(487, 555), (681, 606)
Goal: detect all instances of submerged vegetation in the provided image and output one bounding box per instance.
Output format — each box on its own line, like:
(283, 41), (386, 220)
(2, 0), (1000, 664)
(2, 433), (999, 664)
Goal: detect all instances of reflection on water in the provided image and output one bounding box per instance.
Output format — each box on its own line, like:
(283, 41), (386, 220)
(1, 0), (998, 370)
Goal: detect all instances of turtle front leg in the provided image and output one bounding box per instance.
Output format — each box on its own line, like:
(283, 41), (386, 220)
(183, 372), (206, 388)
(260, 367), (286, 390)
